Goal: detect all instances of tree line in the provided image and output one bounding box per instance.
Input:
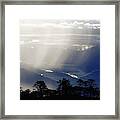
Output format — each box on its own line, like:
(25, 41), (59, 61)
(20, 78), (100, 100)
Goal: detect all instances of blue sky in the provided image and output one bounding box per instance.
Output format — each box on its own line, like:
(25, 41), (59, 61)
(20, 20), (100, 90)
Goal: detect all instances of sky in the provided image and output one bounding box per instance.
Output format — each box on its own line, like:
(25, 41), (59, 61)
(20, 19), (100, 90)
(20, 20), (100, 69)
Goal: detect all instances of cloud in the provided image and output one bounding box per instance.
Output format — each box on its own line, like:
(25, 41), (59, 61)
(72, 44), (94, 51)
(78, 26), (83, 29)
(21, 22), (73, 29)
(73, 21), (84, 25)
(60, 21), (84, 28)
(45, 70), (53, 72)
(21, 20), (100, 30)
(84, 22), (100, 29)
(66, 73), (78, 79)
(31, 39), (39, 43)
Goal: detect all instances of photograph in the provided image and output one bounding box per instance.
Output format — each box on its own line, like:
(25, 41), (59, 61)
(20, 19), (100, 100)
(2, 1), (117, 117)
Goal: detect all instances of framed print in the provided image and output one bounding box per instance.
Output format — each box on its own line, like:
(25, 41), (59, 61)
(0, 0), (119, 119)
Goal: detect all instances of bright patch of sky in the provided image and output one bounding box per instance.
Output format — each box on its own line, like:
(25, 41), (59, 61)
(45, 70), (53, 72)
(40, 74), (43, 76)
(31, 39), (40, 43)
(66, 73), (78, 79)
(31, 46), (34, 49)
(20, 20), (100, 69)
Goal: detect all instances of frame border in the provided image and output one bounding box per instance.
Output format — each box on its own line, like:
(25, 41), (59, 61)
(0, 0), (119, 119)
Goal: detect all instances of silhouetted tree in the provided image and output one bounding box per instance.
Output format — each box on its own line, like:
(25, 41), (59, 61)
(20, 89), (31, 99)
(87, 79), (96, 88)
(20, 87), (23, 92)
(77, 79), (84, 96)
(25, 89), (31, 94)
(87, 79), (96, 97)
(33, 80), (48, 97)
(77, 79), (95, 97)
(77, 79), (84, 87)
(57, 78), (72, 96)
(20, 78), (100, 100)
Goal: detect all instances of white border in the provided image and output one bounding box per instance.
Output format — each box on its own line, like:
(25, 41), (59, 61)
(5, 5), (115, 115)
